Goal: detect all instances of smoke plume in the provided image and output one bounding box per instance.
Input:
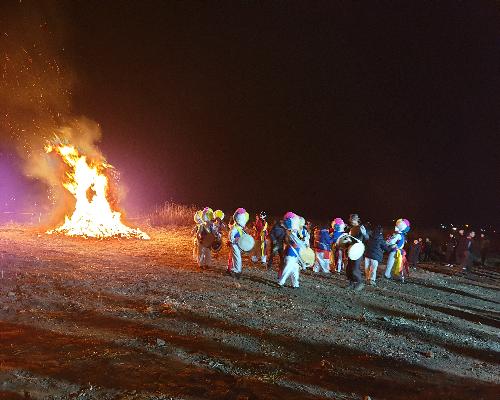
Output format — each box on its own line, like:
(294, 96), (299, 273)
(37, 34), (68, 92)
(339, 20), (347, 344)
(0, 1), (106, 219)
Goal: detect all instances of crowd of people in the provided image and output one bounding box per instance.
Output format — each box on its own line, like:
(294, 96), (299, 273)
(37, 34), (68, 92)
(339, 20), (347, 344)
(191, 207), (440, 292)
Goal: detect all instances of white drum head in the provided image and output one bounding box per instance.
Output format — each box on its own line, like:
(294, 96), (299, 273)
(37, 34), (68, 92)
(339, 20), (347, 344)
(238, 233), (255, 252)
(348, 242), (365, 260)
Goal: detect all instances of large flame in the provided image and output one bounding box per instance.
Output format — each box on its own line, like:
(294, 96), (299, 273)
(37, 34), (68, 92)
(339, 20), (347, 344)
(45, 143), (150, 239)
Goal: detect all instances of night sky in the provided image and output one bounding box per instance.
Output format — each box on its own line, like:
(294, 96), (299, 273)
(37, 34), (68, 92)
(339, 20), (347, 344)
(1, 1), (499, 228)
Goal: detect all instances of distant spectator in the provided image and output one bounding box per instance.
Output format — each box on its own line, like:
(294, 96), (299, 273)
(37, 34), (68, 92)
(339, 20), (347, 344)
(461, 231), (476, 275)
(444, 233), (457, 266)
(480, 234), (490, 266)
(408, 239), (421, 270)
(423, 238), (432, 261)
(470, 233), (482, 265)
(417, 237), (424, 261)
(455, 229), (467, 266)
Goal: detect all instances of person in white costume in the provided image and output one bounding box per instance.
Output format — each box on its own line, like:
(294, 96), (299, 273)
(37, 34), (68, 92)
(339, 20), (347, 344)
(384, 218), (411, 281)
(227, 208), (249, 278)
(278, 212), (306, 288)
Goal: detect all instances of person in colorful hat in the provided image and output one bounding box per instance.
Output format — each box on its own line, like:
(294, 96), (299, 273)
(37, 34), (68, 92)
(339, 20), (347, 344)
(211, 209), (226, 257)
(297, 216), (311, 270)
(384, 218), (410, 281)
(251, 211), (269, 265)
(331, 217), (347, 273)
(313, 226), (335, 273)
(227, 208), (250, 278)
(192, 210), (204, 262)
(278, 212), (306, 288)
(197, 207), (215, 269)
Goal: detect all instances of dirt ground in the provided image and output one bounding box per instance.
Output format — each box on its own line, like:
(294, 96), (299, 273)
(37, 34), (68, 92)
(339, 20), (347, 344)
(0, 225), (498, 400)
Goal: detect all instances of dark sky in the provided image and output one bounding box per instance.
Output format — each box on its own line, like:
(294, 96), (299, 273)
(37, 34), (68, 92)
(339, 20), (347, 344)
(3, 1), (500, 227)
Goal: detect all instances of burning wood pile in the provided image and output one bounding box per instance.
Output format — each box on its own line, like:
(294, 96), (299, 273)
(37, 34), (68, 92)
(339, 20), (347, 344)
(45, 141), (149, 240)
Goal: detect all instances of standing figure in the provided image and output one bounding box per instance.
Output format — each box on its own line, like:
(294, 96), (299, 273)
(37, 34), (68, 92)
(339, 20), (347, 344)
(444, 233), (457, 266)
(278, 212), (305, 288)
(227, 208), (250, 278)
(251, 212), (268, 265)
(408, 239), (421, 270)
(455, 229), (467, 266)
(313, 227), (335, 273)
(192, 210), (204, 262)
(331, 218), (347, 273)
(423, 238), (432, 261)
(364, 225), (389, 286)
(384, 218), (410, 282)
(268, 219), (286, 271)
(461, 231), (476, 276)
(197, 207), (215, 269)
(211, 209), (226, 257)
(480, 234), (490, 266)
(297, 217), (311, 270)
(344, 214), (369, 291)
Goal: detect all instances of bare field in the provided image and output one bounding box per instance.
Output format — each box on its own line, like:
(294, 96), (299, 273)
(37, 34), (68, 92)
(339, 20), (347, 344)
(0, 226), (499, 400)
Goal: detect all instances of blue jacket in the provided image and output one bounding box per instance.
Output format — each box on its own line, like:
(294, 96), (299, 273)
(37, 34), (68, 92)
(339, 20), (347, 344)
(317, 229), (334, 251)
(269, 223), (286, 244)
(365, 229), (390, 262)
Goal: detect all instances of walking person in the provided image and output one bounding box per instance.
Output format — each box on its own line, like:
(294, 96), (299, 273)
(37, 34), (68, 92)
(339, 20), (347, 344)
(455, 229), (467, 266)
(331, 218), (347, 273)
(408, 239), (421, 270)
(251, 212), (268, 265)
(313, 227), (335, 274)
(384, 219), (411, 281)
(363, 225), (389, 286)
(444, 233), (457, 266)
(278, 212), (306, 288)
(423, 238), (432, 262)
(268, 219), (286, 271)
(480, 234), (491, 266)
(227, 208), (250, 278)
(461, 231), (476, 276)
(343, 214), (369, 291)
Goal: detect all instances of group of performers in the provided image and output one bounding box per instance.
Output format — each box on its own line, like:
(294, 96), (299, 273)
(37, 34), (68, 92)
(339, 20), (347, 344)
(192, 207), (411, 291)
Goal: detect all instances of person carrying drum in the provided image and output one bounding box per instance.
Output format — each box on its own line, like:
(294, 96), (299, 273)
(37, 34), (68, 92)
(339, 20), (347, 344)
(268, 219), (286, 271)
(227, 208), (250, 278)
(343, 214), (369, 291)
(251, 211), (268, 265)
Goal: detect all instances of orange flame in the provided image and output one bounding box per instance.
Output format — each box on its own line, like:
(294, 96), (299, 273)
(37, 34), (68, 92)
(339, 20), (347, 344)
(45, 143), (150, 239)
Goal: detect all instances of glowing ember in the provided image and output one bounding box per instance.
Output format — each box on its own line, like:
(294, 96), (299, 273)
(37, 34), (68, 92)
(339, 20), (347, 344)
(45, 143), (150, 239)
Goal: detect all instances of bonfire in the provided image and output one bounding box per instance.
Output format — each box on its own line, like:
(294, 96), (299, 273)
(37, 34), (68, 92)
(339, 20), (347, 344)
(45, 142), (150, 239)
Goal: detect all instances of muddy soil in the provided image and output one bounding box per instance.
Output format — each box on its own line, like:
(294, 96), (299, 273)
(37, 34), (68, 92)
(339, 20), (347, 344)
(0, 226), (498, 399)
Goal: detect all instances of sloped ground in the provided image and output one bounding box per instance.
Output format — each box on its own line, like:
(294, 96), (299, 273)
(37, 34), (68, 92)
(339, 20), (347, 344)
(0, 226), (498, 399)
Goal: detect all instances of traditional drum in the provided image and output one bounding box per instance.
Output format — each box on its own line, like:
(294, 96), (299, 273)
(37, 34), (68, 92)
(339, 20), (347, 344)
(299, 247), (315, 267)
(238, 232), (255, 252)
(347, 242), (365, 261)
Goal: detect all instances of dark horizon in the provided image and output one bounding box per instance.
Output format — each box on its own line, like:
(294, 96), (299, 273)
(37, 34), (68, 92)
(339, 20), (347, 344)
(1, 1), (499, 229)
